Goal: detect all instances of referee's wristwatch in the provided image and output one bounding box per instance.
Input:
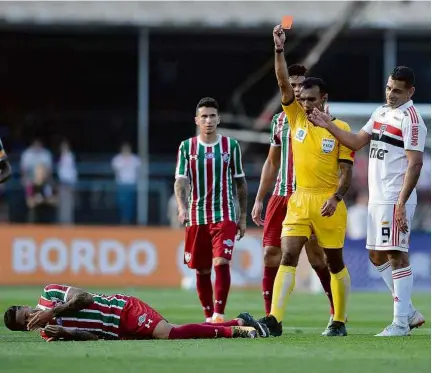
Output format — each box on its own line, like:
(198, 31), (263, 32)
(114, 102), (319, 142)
(333, 193), (343, 202)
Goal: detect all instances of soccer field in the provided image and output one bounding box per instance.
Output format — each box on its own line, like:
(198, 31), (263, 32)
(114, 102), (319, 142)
(0, 287), (430, 373)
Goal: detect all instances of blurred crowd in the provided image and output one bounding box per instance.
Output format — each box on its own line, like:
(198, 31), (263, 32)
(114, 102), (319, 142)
(16, 138), (141, 225)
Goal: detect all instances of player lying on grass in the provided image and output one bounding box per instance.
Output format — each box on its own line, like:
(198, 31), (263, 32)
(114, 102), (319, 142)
(3, 284), (269, 341)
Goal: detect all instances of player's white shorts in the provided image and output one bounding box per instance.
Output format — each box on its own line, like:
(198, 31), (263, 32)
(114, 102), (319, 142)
(366, 204), (416, 252)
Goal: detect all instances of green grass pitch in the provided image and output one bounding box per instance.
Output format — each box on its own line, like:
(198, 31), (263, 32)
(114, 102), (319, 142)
(0, 287), (430, 373)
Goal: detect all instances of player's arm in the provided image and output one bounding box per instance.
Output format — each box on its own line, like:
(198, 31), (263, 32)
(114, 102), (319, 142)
(255, 147), (280, 203)
(51, 286), (94, 316)
(232, 141), (247, 217)
(335, 162), (353, 201)
(273, 26), (294, 105)
(235, 176), (248, 221)
(397, 117), (427, 206)
(398, 150), (423, 205)
(308, 109), (371, 151)
(174, 141), (190, 224)
(42, 325), (99, 342)
(28, 286), (94, 330)
(232, 140), (247, 239)
(335, 122), (355, 200)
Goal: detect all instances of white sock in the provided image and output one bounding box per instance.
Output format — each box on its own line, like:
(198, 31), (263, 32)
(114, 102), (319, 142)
(392, 266), (413, 328)
(376, 261), (415, 317)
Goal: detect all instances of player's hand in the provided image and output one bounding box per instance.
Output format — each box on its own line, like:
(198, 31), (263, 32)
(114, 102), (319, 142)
(27, 309), (54, 331)
(308, 108), (331, 128)
(237, 217), (246, 240)
(395, 203), (408, 234)
(273, 25), (286, 49)
(42, 325), (68, 342)
(321, 195), (338, 217)
(251, 200), (265, 226)
(177, 207), (189, 225)
(324, 104), (331, 115)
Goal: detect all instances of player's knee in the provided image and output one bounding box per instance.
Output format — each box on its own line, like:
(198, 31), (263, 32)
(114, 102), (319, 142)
(196, 268), (211, 275)
(387, 250), (410, 269)
(264, 246), (282, 267)
(280, 237), (307, 266)
(152, 320), (172, 340)
(368, 250), (388, 266)
(305, 237), (326, 269)
(323, 248), (344, 274)
(213, 257), (229, 266)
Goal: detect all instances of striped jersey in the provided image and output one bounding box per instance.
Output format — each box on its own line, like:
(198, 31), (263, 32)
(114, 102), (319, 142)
(36, 284), (130, 340)
(175, 134), (245, 226)
(362, 100), (427, 205)
(269, 112), (295, 196)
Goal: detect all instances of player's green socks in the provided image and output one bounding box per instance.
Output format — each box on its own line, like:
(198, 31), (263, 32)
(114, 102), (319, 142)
(330, 267), (351, 323)
(270, 265), (296, 323)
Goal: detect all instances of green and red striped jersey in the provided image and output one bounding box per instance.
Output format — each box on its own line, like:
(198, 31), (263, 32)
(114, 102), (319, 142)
(269, 112), (295, 196)
(36, 284), (129, 339)
(175, 135), (245, 226)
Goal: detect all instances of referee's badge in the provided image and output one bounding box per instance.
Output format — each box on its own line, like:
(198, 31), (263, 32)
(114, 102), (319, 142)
(321, 138), (335, 153)
(295, 128), (307, 143)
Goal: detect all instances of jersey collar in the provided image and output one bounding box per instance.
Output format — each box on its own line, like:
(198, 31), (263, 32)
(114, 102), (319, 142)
(197, 134), (221, 147)
(395, 100), (413, 111)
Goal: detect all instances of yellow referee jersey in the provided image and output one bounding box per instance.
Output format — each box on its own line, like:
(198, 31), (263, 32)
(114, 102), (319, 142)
(282, 100), (354, 191)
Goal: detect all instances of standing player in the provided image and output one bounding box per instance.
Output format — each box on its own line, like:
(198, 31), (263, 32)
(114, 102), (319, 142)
(247, 25), (354, 337)
(4, 284), (269, 340)
(0, 138), (11, 184)
(251, 64), (337, 334)
(174, 97), (247, 323)
(307, 66), (426, 336)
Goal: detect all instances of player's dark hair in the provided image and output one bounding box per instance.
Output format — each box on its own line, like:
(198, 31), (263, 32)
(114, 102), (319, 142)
(4, 306), (25, 331)
(390, 66), (415, 88)
(301, 77), (328, 95)
(196, 97), (219, 113)
(288, 64), (308, 77)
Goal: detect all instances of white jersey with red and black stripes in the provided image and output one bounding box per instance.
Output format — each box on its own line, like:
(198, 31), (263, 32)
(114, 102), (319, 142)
(362, 100), (427, 205)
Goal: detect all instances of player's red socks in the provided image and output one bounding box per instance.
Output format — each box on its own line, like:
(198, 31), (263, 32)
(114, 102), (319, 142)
(214, 264), (231, 314)
(168, 324), (232, 339)
(312, 265), (334, 315)
(262, 266), (279, 315)
(196, 272), (214, 318)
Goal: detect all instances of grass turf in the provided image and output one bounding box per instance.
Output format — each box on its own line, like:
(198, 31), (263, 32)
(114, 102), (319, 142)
(0, 287), (430, 373)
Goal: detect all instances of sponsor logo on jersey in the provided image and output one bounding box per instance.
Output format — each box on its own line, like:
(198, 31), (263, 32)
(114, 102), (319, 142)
(321, 138), (335, 153)
(205, 152), (215, 159)
(369, 147), (388, 160)
(189, 154), (198, 161)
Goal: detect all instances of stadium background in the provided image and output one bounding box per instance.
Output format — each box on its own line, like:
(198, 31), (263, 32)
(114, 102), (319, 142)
(0, 1), (430, 294)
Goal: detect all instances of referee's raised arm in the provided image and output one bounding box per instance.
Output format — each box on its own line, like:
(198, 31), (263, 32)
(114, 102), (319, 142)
(273, 25), (294, 105)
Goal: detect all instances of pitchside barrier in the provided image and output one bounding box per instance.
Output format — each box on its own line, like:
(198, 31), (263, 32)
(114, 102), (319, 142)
(0, 225), (429, 292)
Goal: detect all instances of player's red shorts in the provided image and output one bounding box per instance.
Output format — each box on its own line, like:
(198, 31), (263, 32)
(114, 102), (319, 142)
(118, 296), (166, 340)
(263, 194), (291, 248)
(184, 220), (237, 269)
